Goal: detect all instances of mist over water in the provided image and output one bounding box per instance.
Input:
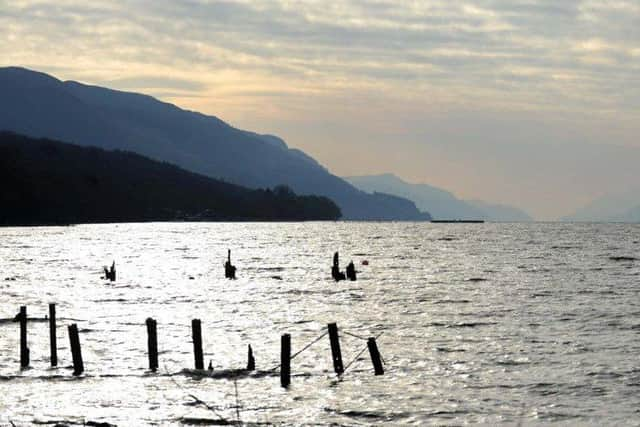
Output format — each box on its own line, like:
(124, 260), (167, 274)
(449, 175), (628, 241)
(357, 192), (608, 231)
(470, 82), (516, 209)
(1, 222), (639, 425)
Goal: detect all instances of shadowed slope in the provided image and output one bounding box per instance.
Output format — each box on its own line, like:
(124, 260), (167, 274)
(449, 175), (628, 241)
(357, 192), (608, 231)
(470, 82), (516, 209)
(0, 132), (341, 225)
(0, 66), (429, 220)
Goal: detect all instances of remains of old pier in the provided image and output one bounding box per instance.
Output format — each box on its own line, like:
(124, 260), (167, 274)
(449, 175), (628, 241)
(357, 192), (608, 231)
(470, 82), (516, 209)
(8, 305), (385, 389)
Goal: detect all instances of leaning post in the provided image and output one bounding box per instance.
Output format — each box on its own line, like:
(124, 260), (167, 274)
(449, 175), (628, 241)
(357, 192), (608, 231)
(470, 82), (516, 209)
(327, 322), (344, 375)
(68, 323), (84, 376)
(367, 337), (384, 375)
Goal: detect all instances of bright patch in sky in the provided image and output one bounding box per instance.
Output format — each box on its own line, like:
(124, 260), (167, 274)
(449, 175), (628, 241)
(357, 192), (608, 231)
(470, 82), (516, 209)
(1, 0), (639, 219)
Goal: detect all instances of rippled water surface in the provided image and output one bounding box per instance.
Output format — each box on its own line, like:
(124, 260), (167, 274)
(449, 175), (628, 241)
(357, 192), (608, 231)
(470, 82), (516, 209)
(1, 222), (639, 426)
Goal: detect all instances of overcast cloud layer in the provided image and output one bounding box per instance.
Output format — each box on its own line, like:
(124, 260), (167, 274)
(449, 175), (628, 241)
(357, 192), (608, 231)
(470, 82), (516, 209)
(1, 0), (639, 219)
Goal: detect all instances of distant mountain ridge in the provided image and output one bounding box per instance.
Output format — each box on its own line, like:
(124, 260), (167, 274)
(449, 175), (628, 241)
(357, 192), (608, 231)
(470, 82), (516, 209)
(345, 173), (532, 222)
(0, 132), (342, 224)
(0, 66), (430, 221)
(561, 189), (640, 222)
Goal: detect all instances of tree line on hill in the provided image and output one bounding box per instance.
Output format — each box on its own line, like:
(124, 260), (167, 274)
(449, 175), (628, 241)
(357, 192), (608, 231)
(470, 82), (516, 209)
(0, 132), (341, 225)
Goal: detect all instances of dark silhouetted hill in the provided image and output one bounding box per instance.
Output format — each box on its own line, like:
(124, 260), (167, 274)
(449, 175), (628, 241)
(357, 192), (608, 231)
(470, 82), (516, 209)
(345, 173), (532, 221)
(0, 66), (429, 221)
(0, 132), (341, 225)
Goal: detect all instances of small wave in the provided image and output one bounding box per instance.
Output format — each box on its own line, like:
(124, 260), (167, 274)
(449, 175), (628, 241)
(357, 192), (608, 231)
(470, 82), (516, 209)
(433, 299), (471, 304)
(178, 417), (237, 425)
(0, 317), (49, 324)
(531, 292), (552, 298)
(551, 245), (581, 250)
(424, 322), (447, 327)
(495, 359), (530, 366)
(447, 322), (497, 328)
(325, 407), (410, 423)
(467, 277), (488, 282)
(609, 256), (637, 261)
(424, 409), (471, 418)
(536, 411), (583, 421)
(334, 409), (386, 420)
(32, 418), (116, 426)
(436, 347), (466, 352)
(180, 368), (276, 380)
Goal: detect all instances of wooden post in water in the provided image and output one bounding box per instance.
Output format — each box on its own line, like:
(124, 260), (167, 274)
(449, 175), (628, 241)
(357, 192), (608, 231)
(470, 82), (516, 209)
(68, 324), (84, 376)
(191, 319), (204, 370)
(367, 338), (384, 375)
(327, 323), (344, 375)
(19, 306), (29, 369)
(247, 344), (255, 371)
(280, 334), (291, 388)
(146, 318), (158, 372)
(49, 303), (57, 367)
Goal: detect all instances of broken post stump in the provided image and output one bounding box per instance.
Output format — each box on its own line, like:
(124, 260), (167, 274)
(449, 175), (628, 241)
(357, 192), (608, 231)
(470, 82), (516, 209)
(192, 319), (204, 370)
(224, 249), (237, 279)
(146, 318), (158, 372)
(68, 324), (84, 376)
(280, 334), (291, 388)
(19, 306), (29, 369)
(247, 344), (255, 371)
(367, 337), (384, 375)
(331, 252), (346, 281)
(346, 261), (356, 281)
(49, 303), (57, 367)
(327, 322), (344, 375)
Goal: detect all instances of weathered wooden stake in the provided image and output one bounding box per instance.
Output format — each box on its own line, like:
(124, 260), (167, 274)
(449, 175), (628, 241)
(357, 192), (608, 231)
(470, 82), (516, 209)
(280, 334), (291, 388)
(19, 306), (29, 368)
(327, 322), (344, 375)
(146, 318), (158, 372)
(192, 319), (204, 370)
(247, 344), (255, 371)
(367, 338), (384, 375)
(49, 303), (57, 367)
(68, 323), (84, 376)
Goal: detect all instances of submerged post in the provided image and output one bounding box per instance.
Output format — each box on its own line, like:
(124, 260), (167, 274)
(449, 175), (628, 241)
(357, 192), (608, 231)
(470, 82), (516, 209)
(146, 318), (158, 372)
(19, 306), (29, 369)
(49, 303), (57, 367)
(192, 319), (204, 370)
(247, 344), (255, 371)
(327, 323), (344, 375)
(367, 338), (384, 375)
(280, 334), (291, 388)
(68, 324), (84, 376)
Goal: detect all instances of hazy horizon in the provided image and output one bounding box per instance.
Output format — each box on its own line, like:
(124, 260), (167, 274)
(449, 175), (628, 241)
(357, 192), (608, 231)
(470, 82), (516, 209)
(2, 1), (638, 220)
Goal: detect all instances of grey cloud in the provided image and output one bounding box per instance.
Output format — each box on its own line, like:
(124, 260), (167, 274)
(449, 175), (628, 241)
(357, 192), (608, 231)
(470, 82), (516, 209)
(100, 76), (207, 91)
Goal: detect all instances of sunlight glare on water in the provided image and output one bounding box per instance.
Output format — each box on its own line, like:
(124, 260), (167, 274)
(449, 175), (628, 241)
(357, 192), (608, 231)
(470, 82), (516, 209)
(1, 222), (639, 425)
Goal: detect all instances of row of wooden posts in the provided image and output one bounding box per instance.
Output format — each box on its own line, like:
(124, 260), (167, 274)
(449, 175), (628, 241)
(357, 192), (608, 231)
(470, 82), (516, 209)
(16, 304), (384, 387)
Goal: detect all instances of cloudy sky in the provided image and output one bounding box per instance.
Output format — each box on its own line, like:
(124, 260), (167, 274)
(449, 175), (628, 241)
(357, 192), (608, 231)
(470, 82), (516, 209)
(1, 0), (639, 219)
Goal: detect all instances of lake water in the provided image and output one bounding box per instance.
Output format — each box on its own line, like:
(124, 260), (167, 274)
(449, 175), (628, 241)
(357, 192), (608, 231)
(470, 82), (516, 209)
(0, 222), (639, 426)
